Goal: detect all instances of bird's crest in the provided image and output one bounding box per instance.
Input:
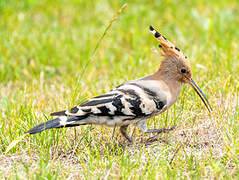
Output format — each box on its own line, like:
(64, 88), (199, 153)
(149, 26), (187, 60)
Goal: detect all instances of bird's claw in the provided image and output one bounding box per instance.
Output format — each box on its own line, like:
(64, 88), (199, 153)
(146, 125), (177, 142)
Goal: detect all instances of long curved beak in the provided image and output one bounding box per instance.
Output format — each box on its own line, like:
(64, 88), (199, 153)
(190, 78), (213, 113)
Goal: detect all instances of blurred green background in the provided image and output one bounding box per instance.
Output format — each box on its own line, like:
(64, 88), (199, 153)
(0, 0), (239, 179)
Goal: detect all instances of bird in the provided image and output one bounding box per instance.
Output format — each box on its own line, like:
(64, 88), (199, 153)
(27, 25), (212, 142)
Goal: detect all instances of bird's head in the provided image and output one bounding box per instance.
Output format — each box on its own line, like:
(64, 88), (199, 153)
(149, 25), (212, 113)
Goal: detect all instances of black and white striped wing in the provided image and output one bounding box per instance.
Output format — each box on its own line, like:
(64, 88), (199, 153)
(50, 83), (166, 125)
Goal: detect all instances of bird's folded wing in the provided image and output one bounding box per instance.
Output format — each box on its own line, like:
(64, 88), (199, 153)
(50, 83), (166, 119)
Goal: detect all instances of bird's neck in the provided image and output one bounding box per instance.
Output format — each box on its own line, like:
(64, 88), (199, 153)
(151, 68), (183, 106)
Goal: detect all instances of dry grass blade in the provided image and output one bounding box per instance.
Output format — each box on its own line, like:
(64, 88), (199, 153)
(92, 3), (127, 55)
(72, 3), (127, 103)
(5, 134), (29, 154)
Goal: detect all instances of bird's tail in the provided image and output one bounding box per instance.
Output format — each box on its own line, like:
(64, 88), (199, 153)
(26, 116), (87, 134)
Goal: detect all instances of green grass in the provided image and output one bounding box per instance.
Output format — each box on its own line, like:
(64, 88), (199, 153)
(0, 0), (239, 179)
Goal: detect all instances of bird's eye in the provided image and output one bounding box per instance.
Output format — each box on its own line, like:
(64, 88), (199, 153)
(181, 69), (187, 74)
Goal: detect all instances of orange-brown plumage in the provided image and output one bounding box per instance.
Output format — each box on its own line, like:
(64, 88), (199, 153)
(149, 25), (211, 112)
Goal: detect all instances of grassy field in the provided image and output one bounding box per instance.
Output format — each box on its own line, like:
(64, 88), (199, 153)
(0, 0), (239, 179)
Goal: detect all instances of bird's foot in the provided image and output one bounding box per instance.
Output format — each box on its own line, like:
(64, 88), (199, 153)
(146, 125), (176, 142)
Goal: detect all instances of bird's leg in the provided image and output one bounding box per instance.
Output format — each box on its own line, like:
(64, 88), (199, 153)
(145, 125), (176, 141)
(120, 125), (132, 143)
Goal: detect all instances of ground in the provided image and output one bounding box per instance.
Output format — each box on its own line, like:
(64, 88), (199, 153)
(0, 0), (239, 179)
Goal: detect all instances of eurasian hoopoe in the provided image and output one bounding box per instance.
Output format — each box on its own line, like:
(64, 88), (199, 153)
(27, 26), (212, 142)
